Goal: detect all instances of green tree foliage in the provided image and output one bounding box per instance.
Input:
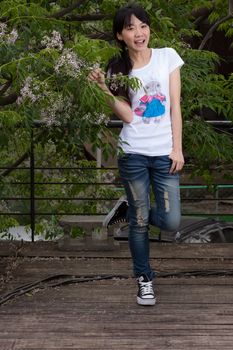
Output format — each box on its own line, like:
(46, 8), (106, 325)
(0, 0), (233, 235)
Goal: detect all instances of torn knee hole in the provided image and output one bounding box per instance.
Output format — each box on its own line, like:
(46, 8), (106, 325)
(164, 191), (170, 212)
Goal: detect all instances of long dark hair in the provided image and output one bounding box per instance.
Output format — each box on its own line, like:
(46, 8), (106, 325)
(107, 4), (150, 100)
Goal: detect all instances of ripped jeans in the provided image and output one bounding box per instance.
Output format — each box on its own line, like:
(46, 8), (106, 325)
(118, 153), (181, 279)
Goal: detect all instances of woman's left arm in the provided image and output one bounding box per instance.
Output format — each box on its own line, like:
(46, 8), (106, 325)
(169, 67), (185, 174)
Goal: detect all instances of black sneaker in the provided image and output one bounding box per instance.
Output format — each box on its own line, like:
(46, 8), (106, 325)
(137, 273), (156, 306)
(103, 196), (128, 228)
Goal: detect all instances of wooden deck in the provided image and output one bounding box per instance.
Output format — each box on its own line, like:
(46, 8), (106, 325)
(1, 241), (233, 349)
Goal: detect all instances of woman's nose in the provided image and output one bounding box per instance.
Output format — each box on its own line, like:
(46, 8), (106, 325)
(135, 28), (142, 36)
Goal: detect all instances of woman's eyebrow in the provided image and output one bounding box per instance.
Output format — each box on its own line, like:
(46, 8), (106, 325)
(125, 21), (145, 27)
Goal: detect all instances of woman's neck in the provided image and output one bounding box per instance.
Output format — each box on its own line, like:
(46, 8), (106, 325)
(129, 48), (152, 69)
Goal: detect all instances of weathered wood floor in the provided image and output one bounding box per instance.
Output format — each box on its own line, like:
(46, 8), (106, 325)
(0, 241), (233, 350)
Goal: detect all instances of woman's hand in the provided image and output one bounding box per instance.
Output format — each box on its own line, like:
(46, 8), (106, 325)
(88, 68), (133, 123)
(88, 68), (107, 90)
(169, 149), (184, 173)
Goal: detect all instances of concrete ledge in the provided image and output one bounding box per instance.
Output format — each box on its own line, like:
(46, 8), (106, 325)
(58, 215), (120, 251)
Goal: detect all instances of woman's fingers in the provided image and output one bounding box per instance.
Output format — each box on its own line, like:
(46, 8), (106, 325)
(170, 159), (184, 173)
(88, 68), (104, 83)
(169, 151), (185, 174)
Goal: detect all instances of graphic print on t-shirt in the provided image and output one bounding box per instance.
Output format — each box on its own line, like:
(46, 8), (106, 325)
(134, 80), (166, 124)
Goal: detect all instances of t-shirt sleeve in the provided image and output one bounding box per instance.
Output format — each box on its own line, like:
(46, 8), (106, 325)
(166, 47), (184, 73)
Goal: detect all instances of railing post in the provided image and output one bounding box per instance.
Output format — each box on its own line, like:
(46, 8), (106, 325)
(215, 185), (219, 218)
(30, 128), (35, 242)
(96, 148), (102, 168)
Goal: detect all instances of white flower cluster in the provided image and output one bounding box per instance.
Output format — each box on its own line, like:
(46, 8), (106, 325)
(82, 112), (109, 126)
(16, 75), (78, 127)
(40, 94), (74, 127)
(41, 30), (63, 51)
(89, 62), (100, 70)
(102, 171), (116, 183)
(0, 22), (7, 36)
(54, 48), (85, 78)
(16, 77), (40, 105)
(7, 29), (18, 44)
(109, 72), (124, 91)
(0, 22), (18, 44)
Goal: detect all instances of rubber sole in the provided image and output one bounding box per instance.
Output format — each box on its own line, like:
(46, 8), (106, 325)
(137, 296), (156, 306)
(102, 196), (127, 227)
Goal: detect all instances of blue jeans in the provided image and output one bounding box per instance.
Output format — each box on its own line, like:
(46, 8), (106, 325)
(118, 153), (181, 280)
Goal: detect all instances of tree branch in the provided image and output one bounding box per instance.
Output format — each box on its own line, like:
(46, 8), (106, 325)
(87, 27), (113, 40)
(0, 92), (18, 106)
(198, 14), (233, 50)
(0, 131), (44, 177)
(229, 0), (233, 15)
(0, 80), (12, 95)
(0, 150), (30, 177)
(49, 0), (87, 19)
(65, 13), (112, 22)
(87, 32), (113, 40)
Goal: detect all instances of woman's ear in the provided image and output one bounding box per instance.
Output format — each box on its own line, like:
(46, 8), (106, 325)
(117, 32), (123, 41)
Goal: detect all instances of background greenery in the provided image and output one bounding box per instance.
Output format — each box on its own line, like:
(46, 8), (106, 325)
(0, 0), (232, 237)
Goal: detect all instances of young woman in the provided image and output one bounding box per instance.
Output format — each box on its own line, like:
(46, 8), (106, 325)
(88, 4), (184, 306)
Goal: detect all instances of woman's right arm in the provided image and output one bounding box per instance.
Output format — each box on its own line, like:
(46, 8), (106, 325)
(88, 68), (133, 123)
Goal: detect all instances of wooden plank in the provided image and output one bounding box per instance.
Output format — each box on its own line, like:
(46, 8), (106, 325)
(5, 257), (233, 276)
(2, 301), (233, 314)
(1, 241), (233, 259)
(1, 329), (233, 339)
(2, 276), (233, 293)
(1, 279), (233, 306)
(156, 276), (233, 285)
(7, 336), (233, 350)
(1, 313), (233, 331)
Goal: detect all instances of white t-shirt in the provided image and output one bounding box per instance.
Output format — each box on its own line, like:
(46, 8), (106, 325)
(119, 47), (184, 156)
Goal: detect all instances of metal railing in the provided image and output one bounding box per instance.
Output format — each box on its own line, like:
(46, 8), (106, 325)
(0, 120), (232, 242)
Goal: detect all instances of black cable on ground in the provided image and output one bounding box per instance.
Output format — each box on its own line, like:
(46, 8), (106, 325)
(1, 270), (233, 306)
(0, 274), (129, 306)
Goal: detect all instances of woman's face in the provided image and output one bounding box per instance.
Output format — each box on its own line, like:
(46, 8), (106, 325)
(117, 14), (150, 52)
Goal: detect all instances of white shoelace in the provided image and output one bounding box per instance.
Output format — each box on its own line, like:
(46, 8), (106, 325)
(139, 281), (154, 296)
